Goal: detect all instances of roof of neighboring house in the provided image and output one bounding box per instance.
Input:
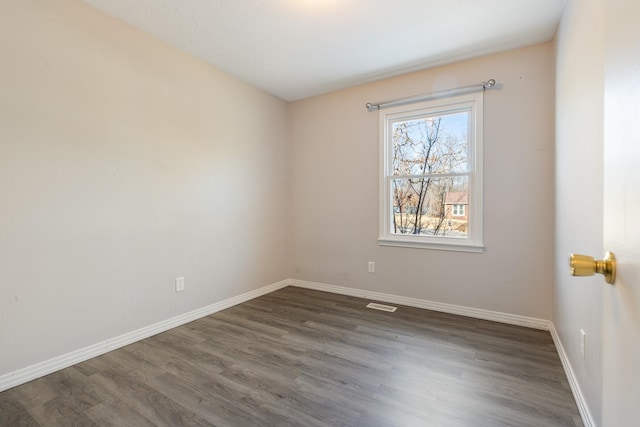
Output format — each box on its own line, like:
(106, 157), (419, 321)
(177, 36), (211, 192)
(444, 192), (468, 205)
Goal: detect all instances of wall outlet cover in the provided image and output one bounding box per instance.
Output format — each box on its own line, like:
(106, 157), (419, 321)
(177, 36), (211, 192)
(176, 277), (185, 293)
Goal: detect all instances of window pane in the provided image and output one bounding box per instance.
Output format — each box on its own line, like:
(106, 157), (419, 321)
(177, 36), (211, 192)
(391, 176), (469, 237)
(391, 111), (469, 176)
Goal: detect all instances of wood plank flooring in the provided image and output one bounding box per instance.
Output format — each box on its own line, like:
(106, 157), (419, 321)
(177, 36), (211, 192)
(0, 287), (583, 426)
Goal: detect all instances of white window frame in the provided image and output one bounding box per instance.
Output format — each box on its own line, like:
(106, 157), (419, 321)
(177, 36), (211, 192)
(378, 92), (484, 252)
(452, 204), (465, 217)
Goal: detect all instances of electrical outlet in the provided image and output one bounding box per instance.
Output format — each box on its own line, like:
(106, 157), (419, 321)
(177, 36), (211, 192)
(580, 329), (586, 358)
(175, 277), (185, 293)
(368, 261), (375, 273)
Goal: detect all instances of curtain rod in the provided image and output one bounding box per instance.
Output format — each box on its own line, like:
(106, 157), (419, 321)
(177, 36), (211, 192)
(365, 78), (496, 111)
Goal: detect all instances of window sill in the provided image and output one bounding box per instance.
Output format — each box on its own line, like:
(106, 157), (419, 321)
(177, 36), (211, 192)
(378, 237), (484, 253)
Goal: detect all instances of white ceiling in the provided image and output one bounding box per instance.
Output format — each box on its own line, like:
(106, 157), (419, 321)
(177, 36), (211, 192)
(82, 0), (567, 101)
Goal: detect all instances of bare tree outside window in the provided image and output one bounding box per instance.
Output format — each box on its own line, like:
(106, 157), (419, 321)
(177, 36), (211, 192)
(390, 112), (469, 237)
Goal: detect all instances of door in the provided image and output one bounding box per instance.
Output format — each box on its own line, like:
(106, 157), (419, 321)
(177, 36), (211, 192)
(602, 0), (640, 425)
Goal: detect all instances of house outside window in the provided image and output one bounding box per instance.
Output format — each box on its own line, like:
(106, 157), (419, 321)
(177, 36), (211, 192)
(378, 92), (484, 252)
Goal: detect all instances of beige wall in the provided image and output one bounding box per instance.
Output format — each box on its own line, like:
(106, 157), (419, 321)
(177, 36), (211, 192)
(0, 0), (290, 376)
(554, 0), (605, 424)
(289, 44), (555, 319)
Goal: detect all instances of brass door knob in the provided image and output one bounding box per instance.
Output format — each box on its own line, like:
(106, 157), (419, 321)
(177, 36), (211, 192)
(570, 252), (616, 284)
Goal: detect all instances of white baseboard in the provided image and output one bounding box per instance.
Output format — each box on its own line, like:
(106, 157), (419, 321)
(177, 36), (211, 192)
(0, 279), (291, 393)
(291, 279), (551, 330)
(549, 323), (596, 427)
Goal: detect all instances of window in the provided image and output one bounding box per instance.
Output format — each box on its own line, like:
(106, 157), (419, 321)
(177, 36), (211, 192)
(378, 92), (483, 252)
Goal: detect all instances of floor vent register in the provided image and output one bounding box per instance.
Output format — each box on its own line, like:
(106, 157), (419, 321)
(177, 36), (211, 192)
(366, 302), (398, 312)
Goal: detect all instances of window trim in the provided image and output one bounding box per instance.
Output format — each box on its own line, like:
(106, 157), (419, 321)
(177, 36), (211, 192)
(378, 92), (484, 253)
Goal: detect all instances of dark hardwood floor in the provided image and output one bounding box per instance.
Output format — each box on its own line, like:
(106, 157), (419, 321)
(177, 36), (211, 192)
(0, 287), (583, 426)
